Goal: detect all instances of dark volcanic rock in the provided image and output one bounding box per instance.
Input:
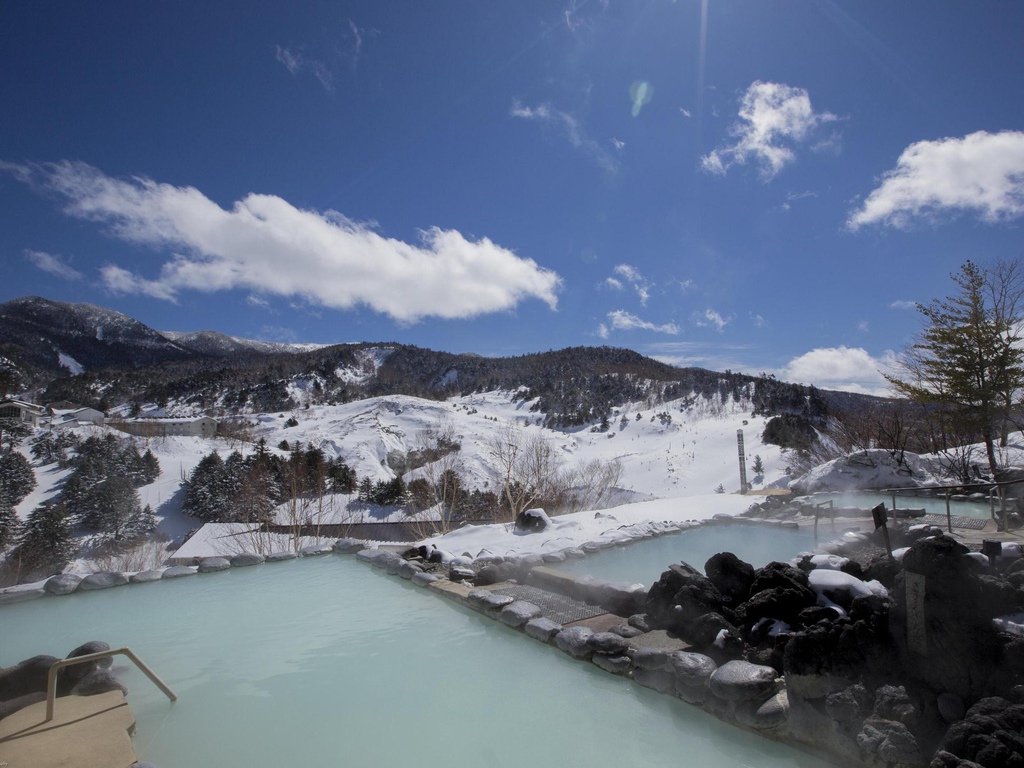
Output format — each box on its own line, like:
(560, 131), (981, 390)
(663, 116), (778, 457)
(826, 683), (870, 723)
(937, 697), (1024, 767)
(58, 640), (113, 694)
(873, 684), (919, 727)
(70, 669), (128, 697)
(645, 563), (725, 636)
(750, 561), (811, 595)
(0, 655), (60, 701)
(704, 552), (755, 604)
(891, 535), (1009, 701)
(514, 508), (550, 533)
(857, 718), (920, 765)
(738, 585), (817, 626)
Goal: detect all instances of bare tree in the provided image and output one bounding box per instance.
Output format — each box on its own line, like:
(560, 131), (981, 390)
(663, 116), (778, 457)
(486, 423), (561, 523)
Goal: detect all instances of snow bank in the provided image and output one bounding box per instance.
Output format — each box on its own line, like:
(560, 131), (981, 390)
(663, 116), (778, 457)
(794, 449), (941, 493)
(422, 493), (754, 559)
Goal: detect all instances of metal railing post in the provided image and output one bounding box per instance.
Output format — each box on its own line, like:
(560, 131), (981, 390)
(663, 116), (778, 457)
(45, 646), (176, 723)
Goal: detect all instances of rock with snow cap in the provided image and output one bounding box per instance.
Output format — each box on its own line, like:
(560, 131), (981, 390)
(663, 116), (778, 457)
(161, 565), (197, 578)
(266, 550), (297, 562)
(299, 543), (333, 557)
(514, 508), (551, 533)
(332, 538), (363, 554)
(198, 557), (230, 573)
(231, 552), (265, 567)
(130, 569), (164, 583)
(79, 572), (129, 590)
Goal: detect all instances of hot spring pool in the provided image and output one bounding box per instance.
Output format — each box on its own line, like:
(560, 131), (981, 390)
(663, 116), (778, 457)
(553, 524), (818, 586)
(2, 556), (833, 767)
(804, 491), (995, 520)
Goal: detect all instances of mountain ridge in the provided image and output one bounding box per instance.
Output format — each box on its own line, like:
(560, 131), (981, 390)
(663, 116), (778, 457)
(0, 295), (880, 428)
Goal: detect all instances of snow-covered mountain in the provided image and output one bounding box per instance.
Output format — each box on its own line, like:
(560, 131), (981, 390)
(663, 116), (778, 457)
(159, 330), (328, 357)
(0, 296), (192, 383)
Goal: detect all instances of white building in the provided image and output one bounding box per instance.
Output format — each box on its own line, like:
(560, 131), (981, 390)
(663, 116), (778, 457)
(0, 399), (46, 427)
(115, 416), (218, 438)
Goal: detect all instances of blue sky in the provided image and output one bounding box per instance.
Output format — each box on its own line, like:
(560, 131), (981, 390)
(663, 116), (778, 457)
(2, 1), (1023, 395)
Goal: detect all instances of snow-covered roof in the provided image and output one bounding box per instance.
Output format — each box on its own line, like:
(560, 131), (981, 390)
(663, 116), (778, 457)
(0, 398), (44, 411)
(127, 416), (216, 425)
(169, 522), (329, 560)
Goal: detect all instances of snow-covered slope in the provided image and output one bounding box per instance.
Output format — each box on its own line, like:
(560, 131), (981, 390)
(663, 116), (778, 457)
(254, 389), (786, 497)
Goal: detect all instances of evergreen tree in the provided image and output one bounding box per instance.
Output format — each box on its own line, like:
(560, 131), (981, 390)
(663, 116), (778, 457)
(94, 476), (149, 541)
(327, 458), (357, 493)
(0, 418), (32, 452)
(15, 502), (74, 575)
(752, 455), (764, 475)
(357, 477), (374, 503)
(887, 260), (1024, 475)
(184, 451), (233, 522)
(0, 498), (20, 551)
(0, 451), (35, 507)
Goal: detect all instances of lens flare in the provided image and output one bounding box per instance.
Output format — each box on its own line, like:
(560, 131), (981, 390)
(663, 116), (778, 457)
(630, 80), (653, 117)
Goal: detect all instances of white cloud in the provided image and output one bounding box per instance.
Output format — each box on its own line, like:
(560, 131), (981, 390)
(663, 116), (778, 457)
(604, 277), (623, 290)
(510, 100), (618, 173)
(645, 341), (755, 372)
(857, 320), (870, 332)
(847, 131), (1024, 230)
(890, 300), (917, 310)
(696, 308), (729, 332)
(596, 323), (609, 339)
(679, 107), (692, 118)
(779, 346), (896, 396)
(611, 263), (650, 305)
(6, 161), (561, 323)
(275, 45), (333, 91)
(751, 313), (766, 328)
(701, 81), (837, 180)
(25, 249), (82, 281)
(604, 310), (679, 335)
(274, 45), (302, 75)
(611, 138), (625, 152)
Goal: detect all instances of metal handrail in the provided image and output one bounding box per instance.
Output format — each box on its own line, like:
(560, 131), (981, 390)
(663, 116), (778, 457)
(45, 646), (177, 722)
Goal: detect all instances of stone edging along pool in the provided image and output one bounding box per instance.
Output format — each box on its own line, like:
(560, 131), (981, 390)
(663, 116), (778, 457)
(0, 515), (801, 608)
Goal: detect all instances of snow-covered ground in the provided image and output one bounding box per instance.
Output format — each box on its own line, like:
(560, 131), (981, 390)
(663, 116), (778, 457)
(7, 389), (788, 573)
(257, 390), (786, 498)
(421, 494), (755, 561)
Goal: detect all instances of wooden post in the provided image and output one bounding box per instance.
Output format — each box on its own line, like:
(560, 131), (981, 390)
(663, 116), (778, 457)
(872, 503), (893, 560)
(736, 429), (748, 494)
(945, 490), (952, 533)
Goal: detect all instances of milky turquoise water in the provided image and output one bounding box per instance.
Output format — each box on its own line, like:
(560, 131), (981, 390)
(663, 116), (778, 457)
(805, 490), (994, 519)
(554, 524), (819, 586)
(2, 556), (833, 767)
